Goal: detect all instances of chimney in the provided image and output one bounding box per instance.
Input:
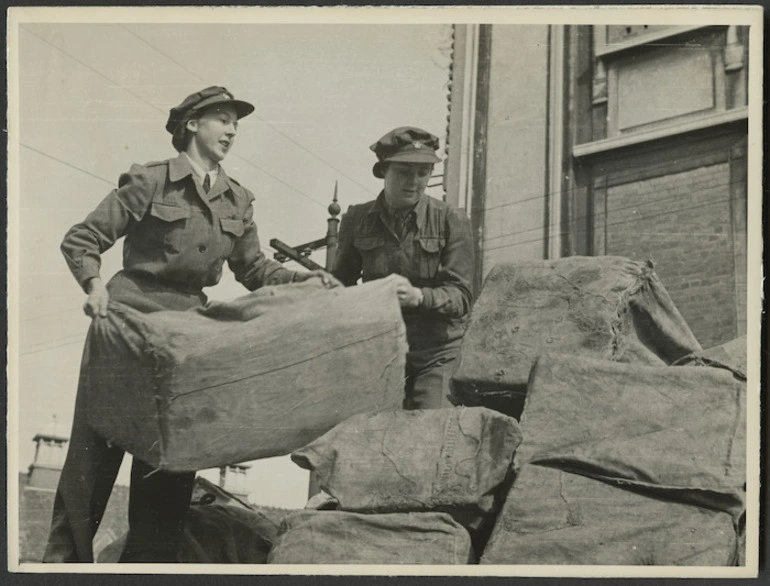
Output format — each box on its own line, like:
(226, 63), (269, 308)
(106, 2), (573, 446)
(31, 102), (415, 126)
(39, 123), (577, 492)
(27, 415), (68, 491)
(218, 464), (251, 500)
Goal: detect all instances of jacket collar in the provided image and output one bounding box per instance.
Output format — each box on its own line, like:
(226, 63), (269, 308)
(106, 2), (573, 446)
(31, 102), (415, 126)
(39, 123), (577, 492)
(168, 152), (196, 183)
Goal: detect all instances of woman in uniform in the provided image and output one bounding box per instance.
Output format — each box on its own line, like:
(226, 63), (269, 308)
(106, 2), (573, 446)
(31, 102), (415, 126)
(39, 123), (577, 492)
(45, 86), (338, 563)
(332, 126), (475, 410)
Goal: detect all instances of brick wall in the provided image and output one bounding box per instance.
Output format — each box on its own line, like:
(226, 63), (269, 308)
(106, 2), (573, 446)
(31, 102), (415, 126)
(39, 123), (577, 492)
(600, 162), (739, 348)
(18, 473), (130, 563)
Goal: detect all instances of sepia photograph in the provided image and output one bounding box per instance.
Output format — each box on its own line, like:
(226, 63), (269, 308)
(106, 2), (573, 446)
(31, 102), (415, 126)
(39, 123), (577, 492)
(6, 5), (763, 578)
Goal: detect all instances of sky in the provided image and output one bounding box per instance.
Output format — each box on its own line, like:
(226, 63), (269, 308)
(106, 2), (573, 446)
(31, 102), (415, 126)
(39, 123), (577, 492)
(13, 19), (453, 508)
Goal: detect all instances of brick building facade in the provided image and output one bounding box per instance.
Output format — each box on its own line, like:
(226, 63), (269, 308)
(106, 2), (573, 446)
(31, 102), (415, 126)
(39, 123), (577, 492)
(445, 24), (750, 348)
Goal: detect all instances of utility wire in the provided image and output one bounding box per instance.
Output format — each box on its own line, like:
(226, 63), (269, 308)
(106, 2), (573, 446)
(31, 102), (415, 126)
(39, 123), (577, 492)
(21, 140), (327, 212)
(21, 144), (116, 187)
(18, 29), (334, 351)
(20, 307), (81, 323)
(484, 177), (741, 245)
(20, 338), (84, 357)
(119, 24), (377, 196)
(119, 24), (208, 84)
(21, 26), (330, 209)
(485, 195), (735, 253)
(22, 26), (164, 117)
(232, 154), (325, 209)
(22, 332), (84, 349)
(471, 147), (746, 215)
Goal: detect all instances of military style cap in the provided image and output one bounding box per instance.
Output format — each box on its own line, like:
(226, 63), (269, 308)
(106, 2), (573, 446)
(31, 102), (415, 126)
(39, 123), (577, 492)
(165, 86), (255, 135)
(370, 126), (441, 178)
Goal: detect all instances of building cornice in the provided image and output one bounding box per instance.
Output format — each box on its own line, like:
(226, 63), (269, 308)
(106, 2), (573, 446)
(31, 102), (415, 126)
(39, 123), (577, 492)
(572, 107), (748, 160)
(595, 25), (720, 59)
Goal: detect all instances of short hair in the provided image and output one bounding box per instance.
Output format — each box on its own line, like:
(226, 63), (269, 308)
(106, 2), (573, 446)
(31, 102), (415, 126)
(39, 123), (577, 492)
(171, 112), (196, 153)
(372, 161), (389, 179)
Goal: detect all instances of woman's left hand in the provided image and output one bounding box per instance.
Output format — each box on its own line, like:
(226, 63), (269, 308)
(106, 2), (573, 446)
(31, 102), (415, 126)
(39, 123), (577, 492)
(294, 270), (343, 289)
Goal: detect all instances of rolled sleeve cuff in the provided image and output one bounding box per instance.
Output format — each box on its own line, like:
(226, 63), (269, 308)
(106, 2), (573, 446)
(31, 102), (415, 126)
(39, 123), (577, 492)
(73, 260), (102, 292)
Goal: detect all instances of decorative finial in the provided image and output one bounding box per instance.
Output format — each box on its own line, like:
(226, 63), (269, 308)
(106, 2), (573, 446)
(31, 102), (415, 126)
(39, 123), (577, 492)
(328, 180), (341, 217)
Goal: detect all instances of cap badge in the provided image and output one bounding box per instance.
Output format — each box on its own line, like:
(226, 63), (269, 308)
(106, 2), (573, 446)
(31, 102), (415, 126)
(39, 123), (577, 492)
(412, 141), (422, 150)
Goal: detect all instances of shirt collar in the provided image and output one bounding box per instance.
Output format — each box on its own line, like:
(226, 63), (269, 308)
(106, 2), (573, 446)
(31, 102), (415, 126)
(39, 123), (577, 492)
(169, 153), (242, 201)
(182, 152), (219, 184)
(369, 191), (428, 226)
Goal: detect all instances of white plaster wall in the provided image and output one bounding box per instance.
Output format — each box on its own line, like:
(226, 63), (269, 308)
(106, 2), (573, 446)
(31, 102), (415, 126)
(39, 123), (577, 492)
(482, 25), (550, 277)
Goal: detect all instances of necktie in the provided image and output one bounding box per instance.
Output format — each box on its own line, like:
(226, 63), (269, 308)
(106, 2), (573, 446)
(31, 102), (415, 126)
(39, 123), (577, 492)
(393, 210), (409, 241)
(202, 174), (211, 193)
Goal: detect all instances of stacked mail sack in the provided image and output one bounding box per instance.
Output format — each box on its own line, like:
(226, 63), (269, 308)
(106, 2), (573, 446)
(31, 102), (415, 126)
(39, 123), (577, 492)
(481, 354), (745, 565)
(267, 407), (523, 564)
(451, 256), (703, 419)
(83, 275), (408, 472)
(671, 334), (749, 565)
(450, 256), (745, 566)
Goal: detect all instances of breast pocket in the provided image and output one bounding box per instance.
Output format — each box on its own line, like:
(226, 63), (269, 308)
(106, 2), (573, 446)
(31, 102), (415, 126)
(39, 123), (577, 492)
(416, 236), (444, 279)
(149, 201), (191, 253)
(354, 236), (389, 279)
(219, 217), (245, 257)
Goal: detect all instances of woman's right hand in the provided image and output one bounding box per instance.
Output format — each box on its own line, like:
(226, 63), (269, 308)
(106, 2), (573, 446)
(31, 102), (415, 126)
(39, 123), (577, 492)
(83, 277), (110, 318)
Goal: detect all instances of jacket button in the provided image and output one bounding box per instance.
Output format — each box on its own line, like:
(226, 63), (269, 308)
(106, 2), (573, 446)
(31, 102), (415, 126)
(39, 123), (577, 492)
(198, 245), (207, 253)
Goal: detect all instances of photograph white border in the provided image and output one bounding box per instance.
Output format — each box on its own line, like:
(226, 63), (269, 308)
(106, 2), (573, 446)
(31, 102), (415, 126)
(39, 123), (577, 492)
(6, 4), (763, 578)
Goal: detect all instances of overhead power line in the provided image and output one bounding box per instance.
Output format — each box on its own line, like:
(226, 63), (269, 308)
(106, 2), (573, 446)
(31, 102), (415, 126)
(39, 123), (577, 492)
(245, 117), (377, 196)
(232, 154), (325, 209)
(119, 24), (208, 84)
(120, 24), (377, 196)
(485, 195), (735, 253)
(21, 25), (330, 209)
(484, 177), (741, 245)
(20, 337), (84, 357)
(472, 147), (746, 215)
(19, 307), (81, 323)
(21, 143), (116, 186)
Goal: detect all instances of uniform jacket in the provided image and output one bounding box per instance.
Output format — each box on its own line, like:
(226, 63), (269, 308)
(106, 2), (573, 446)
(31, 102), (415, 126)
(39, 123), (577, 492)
(333, 192), (474, 351)
(61, 153), (295, 293)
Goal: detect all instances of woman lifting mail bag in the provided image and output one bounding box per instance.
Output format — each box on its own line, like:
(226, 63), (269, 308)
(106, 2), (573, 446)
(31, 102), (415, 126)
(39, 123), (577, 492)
(332, 127), (475, 410)
(45, 86), (340, 563)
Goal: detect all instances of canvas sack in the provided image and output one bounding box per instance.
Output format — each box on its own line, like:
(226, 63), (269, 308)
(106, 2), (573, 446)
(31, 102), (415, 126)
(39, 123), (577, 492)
(291, 407), (522, 529)
(515, 353), (746, 518)
(267, 510), (474, 565)
(85, 276), (408, 471)
(481, 464), (739, 566)
(451, 256), (702, 418)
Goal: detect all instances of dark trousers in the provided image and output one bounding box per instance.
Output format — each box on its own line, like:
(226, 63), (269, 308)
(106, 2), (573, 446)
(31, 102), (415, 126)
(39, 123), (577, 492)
(403, 341), (462, 410)
(44, 426), (195, 562)
(44, 271), (205, 563)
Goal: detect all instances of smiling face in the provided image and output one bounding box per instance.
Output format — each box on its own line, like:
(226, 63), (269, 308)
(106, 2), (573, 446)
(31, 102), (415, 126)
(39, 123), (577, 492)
(185, 104), (239, 168)
(382, 162), (434, 208)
